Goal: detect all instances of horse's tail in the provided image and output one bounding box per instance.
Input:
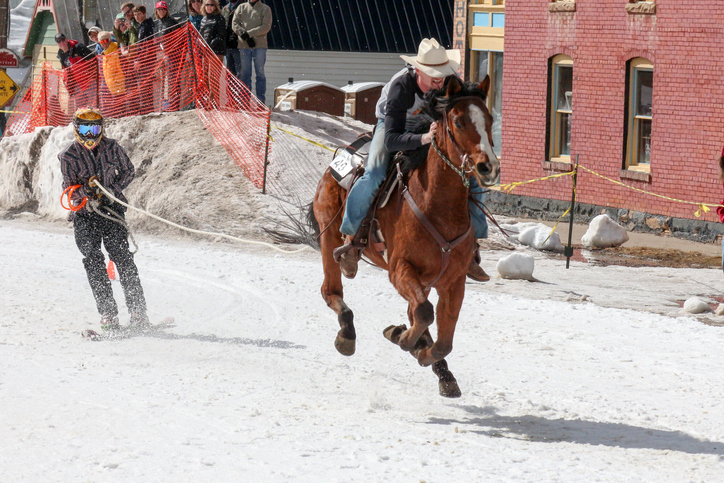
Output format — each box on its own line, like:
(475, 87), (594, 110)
(261, 201), (320, 250)
(306, 202), (320, 239)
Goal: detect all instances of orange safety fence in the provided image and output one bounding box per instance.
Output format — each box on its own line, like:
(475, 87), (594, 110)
(5, 23), (271, 190)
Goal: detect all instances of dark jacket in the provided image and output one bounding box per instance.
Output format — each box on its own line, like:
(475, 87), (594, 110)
(59, 136), (135, 216)
(137, 18), (155, 42)
(57, 40), (95, 69)
(199, 14), (226, 55)
(153, 15), (179, 36)
(221, 0), (241, 49)
(379, 68), (427, 153)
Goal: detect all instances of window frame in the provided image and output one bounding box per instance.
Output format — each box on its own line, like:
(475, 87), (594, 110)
(624, 58), (653, 172)
(547, 54), (573, 162)
(471, 49), (503, 158)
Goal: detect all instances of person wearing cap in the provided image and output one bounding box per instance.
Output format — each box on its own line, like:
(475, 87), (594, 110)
(98, 31), (127, 97)
(231, 0), (272, 104)
(55, 32), (96, 110)
(55, 33), (95, 69)
(336, 38), (491, 282)
(87, 26), (103, 55)
(113, 3), (139, 47)
(153, 1), (179, 35)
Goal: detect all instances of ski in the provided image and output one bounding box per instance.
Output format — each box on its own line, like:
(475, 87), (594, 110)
(82, 317), (175, 341)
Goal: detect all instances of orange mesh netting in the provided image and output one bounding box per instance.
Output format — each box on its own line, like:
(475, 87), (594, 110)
(5, 23), (271, 190)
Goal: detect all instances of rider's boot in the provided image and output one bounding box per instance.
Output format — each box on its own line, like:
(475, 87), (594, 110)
(334, 236), (362, 279)
(466, 243), (490, 282)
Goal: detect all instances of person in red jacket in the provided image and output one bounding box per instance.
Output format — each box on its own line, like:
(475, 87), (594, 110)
(55, 33), (96, 110)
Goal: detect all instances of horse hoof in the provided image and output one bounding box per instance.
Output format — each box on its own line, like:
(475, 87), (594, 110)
(334, 332), (355, 356)
(383, 324), (406, 345)
(439, 380), (462, 398)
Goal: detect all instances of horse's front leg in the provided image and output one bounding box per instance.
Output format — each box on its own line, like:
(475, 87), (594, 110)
(386, 260), (433, 352)
(414, 276), (466, 367)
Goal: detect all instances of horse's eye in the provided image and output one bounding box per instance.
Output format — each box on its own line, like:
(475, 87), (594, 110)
(454, 118), (463, 129)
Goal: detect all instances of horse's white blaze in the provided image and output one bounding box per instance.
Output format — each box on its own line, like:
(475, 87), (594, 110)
(469, 104), (499, 168)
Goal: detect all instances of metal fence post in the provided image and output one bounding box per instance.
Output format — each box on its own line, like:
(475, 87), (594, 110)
(565, 154), (579, 269)
(262, 116), (271, 194)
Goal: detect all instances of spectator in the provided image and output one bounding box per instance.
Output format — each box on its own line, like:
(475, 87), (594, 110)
(56, 32), (94, 69)
(88, 26), (102, 55)
(154, 1), (179, 35)
(232, 0), (272, 104)
(133, 5), (155, 42)
(98, 31), (126, 96)
(132, 5), (156, 115)
(200, 0), (226, 62)
(113, 3), (138, 48)
(55, 32), (96, 110)
(221, 0), (241, 78)
(188, 0), (203, 30)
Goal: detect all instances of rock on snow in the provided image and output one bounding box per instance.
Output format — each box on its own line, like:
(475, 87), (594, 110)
(496, 251), (535, 280)
(581, 213), (629, 249)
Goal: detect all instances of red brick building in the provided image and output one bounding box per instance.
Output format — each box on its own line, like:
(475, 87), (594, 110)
(491, 0), (723, 237)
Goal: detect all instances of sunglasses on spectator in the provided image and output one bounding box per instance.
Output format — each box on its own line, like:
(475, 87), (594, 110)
(77, 125), (102, 136)
(123, 9), (132, 14)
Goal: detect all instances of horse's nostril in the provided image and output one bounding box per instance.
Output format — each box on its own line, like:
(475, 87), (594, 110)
(476, 163), (491, 176)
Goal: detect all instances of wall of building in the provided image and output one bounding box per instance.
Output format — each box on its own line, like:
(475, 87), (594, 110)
(501, 0), (724, 223)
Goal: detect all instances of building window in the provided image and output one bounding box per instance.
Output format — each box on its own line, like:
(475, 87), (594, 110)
(548, 54), (573, 160)
(625, 58), (653, 170)
(473, 50), (503, 157)
(473, 11), (505, 27)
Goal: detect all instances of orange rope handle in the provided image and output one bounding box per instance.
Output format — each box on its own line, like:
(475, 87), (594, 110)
(61, 185), (88, 212)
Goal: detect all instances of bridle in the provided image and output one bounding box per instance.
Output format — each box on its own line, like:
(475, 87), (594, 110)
(429, 95), (489, 189)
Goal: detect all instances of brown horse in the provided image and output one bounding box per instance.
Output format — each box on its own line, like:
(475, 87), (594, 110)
(311, 76), (500, 397)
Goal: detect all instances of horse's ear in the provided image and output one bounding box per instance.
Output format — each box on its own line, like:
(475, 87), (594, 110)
(478, 75), (491, 97)
(446, 75), (463, 96)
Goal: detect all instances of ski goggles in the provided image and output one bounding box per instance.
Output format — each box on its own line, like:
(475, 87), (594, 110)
(77, 124), (102, 136)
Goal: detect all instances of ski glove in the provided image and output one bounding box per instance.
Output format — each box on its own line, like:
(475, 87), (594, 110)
(239, 31), (250, 41)
(246, 37), (255, 48)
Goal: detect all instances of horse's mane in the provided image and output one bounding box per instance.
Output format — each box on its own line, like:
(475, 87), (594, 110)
(396, 79), (489, 176)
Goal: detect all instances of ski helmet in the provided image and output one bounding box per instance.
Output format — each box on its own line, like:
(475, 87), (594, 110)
(73, 107), (104, 149)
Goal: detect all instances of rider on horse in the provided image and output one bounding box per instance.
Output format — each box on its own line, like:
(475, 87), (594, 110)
(337, 38), (491, 282)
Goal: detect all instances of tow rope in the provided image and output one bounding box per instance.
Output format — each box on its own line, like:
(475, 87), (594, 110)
(62, 179), (310, 254)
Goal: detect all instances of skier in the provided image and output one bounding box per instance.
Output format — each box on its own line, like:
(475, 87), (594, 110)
(60, 108), (149, 332)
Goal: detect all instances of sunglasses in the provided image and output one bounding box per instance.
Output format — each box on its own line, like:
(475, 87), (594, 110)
(78, 124), (102, 136)
(123, 9), (132, 14)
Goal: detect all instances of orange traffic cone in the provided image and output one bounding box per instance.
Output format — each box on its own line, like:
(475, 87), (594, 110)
(107, 260), (117, 281)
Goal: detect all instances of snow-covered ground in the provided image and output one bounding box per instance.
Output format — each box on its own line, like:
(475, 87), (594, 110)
(3, 109), (724, 480)
(2, 217), (724, 481)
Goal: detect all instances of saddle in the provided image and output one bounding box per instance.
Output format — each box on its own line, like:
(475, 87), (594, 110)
(332, 141), (431, 267)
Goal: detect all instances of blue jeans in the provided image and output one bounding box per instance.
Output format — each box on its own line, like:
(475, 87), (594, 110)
(340, 118), (489, 240)
(225, 48), (241, 78)
(341, 119), (389, 236)
(239, 48), (267, 104)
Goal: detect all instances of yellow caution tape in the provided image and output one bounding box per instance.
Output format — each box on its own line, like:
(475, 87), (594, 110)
(0, 109), (30, 114)
(271, 124), (335, 152)
(577, 165), (721, 218)
(499, 170), (574, 194)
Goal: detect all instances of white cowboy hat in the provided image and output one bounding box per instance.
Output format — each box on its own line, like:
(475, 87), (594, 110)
(400, 38), (461, 78)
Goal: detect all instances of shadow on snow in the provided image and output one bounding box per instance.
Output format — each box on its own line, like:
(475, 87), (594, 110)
(428, 405), (724, 455)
